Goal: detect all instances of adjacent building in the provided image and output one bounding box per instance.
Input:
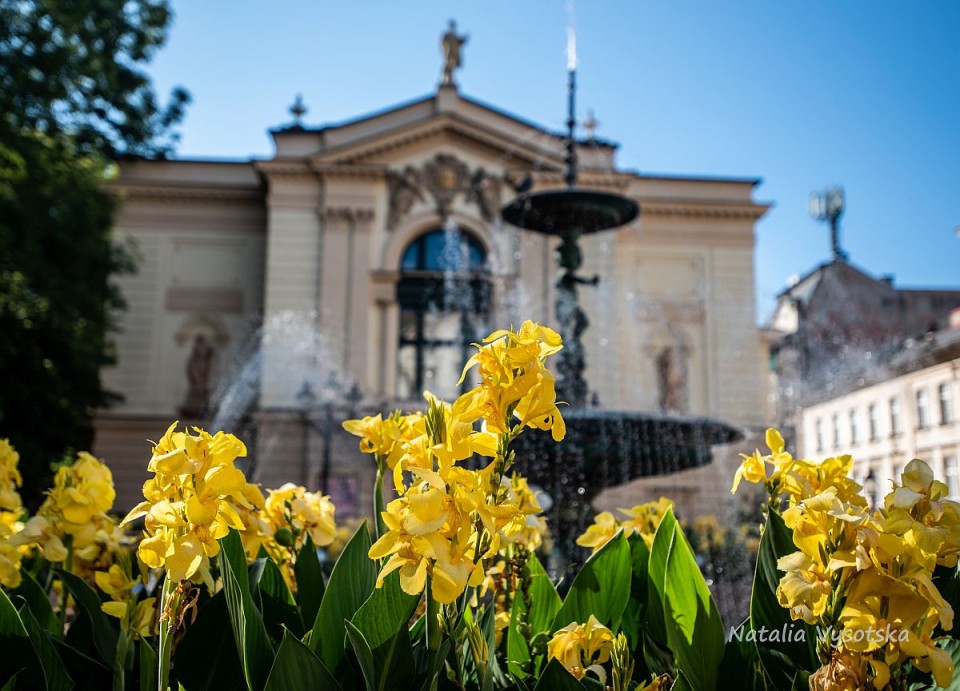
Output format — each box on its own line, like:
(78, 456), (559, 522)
(766, 258), (960, 444)
(797, 324), (960, 504)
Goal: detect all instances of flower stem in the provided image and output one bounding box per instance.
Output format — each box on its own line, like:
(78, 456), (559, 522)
(426, 581), (441, 653)
(374, 458), (387, 540)
(157, 575), (180, 691)
(59, 535), (74, 636)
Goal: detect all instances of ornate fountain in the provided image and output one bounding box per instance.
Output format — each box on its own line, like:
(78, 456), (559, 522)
(501, 59), (742, 554)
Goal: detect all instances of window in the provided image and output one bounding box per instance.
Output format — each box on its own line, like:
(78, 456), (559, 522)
(396, 228), (489, 400)
(849, 409), (859, 445)
(894, 462), (906, 485)
(946, 456), (960, 497)
(815, 418), (824, 453)
(890, 397), (902, 437)
(831, 413), (840, 450)
(917, 388), (930, 429)
(940, 383), (953, 425)
(868, 403), (879, 441)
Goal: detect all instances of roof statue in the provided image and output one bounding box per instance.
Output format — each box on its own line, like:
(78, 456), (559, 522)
(440, 20), (467, 87)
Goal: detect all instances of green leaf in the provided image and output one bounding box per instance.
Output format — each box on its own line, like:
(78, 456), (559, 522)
(59, 569), (118, 666)
(750, 507), (817, 687)
(0, 588), (39, 689)
(525, 555), (561, 637)
(659, 508), (725, 691)
(646, 518), (671, 649)
(254, 556), (304, 641)
(717, 624), (759, 691)
(294, 535), (325, 627)
(310, 521), (376, 672)
(552, 530), (630, 631)
(139, 638), (157, 691)
(264, 630), (342, 691)
(620, 533), (650, 649)
(15, 599), (72, 691)
(50, 637), (111, 691)
(506, 597), (531, 680)
(11, 569), (58, 635)
(218, 529), (276, 691)
(344, 620), (376, 691)
(174, 590), (245, 691)
(350, 569), (419, 654)
(532, 658), (587, 690)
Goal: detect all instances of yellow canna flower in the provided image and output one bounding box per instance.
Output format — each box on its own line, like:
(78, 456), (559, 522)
(0, 439), (23, 512)
(547, 615), (615, 680)
(122, 423), (256, 588)
(731, 450), (766, 493)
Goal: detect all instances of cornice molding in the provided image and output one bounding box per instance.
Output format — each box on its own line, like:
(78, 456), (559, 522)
(640, 199), (770, 220)
(111, 184), (264, 204)
(255, 160), (314, 178)
(320, 206), (376, 223)
(311, 163), (387, 180)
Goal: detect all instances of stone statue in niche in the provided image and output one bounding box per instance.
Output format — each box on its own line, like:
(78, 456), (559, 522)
(386, 166), (424, 229)
(656, 341), (688, 413)
(181, 333), (215, 417)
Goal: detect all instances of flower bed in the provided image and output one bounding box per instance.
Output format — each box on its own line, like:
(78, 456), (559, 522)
(0, 322), (958, 690)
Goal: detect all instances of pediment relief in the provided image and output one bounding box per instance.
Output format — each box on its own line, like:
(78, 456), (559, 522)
(386, 152), (504, 227)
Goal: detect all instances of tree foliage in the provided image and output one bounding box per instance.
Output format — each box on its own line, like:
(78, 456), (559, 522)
(0, 0), (189, 504)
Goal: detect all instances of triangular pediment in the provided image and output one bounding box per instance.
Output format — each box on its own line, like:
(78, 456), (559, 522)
(313, 113), (561, 170)
(271, 88), (616, 173)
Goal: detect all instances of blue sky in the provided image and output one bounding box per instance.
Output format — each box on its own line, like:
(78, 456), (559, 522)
(147, 2), (960, 323)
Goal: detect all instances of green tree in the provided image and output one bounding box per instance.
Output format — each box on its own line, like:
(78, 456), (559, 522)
(0, 0), (189, 504)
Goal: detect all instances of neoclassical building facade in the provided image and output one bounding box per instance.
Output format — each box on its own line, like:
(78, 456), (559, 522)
(96, 80), (770, 519)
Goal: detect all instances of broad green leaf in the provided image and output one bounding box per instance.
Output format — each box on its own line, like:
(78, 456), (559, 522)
(254, 556), (304, 641)
(620, 533), (650, 649)
(60, 570), (118, 666)
(50, 637), (111, 690)
(552, 531), (630, 631)
(139, 638), (157, 691)
(11, 569), (58, 635)
(310, 521), (376, 672)
(0, 587), (42, 689)
(660, 508), (725, 691)
(717, 623), (759, 691)
(750, 507), (817, 687)
(646, 516), (671, 648)
(506, 597), (531, 680)
(344, 620), (376, 691)
(174, 590), (245, 691)
(350, 569), (419, 654)
(525, 555), (561, 637)
(532, 658), (587, 690)
(294, 535), (325, 627)
(16, 599), (72, 691)
(218, 529), (276, 691)
(264, 630), (342, 691)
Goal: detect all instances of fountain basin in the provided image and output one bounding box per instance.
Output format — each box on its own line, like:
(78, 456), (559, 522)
(510, 409), (743, 554)
(501, 189), (639, 234)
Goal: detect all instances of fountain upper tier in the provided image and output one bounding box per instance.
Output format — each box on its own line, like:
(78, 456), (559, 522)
(501, 189), (639, 235)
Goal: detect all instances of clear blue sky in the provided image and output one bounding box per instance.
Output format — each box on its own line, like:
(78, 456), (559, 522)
(147, 1), (960, 323)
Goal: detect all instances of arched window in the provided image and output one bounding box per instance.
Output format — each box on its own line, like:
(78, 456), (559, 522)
(397, 227), (490, 400)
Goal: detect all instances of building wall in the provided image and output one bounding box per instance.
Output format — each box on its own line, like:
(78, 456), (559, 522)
(96, 90), (770, 516)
